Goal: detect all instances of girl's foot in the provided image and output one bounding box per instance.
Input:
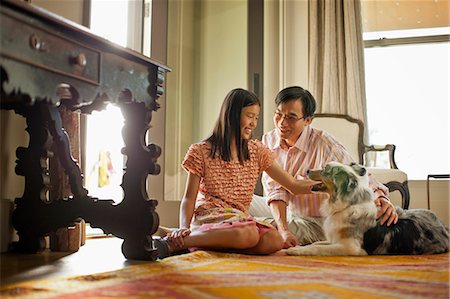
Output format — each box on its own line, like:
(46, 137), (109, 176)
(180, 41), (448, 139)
(154, 237), (187, 259)
(154, 237), (171, 259)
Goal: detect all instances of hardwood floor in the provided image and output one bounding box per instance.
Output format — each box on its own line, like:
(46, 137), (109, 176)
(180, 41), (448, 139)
(0, 237), (147, 287)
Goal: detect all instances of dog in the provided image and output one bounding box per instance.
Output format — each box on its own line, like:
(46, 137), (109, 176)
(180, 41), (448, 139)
(286, 162), (449, 256)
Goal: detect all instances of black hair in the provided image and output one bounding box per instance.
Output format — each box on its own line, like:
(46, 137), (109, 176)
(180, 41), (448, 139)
(275, 86), (316, 118)
(206, 88), (260, 164)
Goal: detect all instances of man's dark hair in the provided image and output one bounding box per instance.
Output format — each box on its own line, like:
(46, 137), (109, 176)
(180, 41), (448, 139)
(275, 86), (317, 118)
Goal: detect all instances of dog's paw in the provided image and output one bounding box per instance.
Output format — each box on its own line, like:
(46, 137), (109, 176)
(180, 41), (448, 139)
(286, 246), (307, 256)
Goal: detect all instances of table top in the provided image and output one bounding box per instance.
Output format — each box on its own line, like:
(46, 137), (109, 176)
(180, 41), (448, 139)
(1, 0), (170, 113)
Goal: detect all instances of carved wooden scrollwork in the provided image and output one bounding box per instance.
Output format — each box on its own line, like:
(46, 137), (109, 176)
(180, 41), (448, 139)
(1, 0), (169, 260)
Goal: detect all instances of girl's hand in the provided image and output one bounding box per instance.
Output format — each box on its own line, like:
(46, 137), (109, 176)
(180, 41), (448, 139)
(292, 179), (322, 195)
(265, 162), (321, 195)
(167, 228), (191, 249)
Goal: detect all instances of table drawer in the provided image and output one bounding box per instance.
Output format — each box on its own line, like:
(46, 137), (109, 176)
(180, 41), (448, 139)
(1, 12), (100, 85)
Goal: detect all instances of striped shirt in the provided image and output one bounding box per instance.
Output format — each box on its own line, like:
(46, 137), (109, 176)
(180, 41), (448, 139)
(262, 125), (355, 217)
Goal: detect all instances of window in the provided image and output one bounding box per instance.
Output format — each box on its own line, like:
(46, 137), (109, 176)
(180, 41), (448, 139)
(362, 1), (449, 180)
(85, 0), (145, 235)
(86, 1), (134, 205)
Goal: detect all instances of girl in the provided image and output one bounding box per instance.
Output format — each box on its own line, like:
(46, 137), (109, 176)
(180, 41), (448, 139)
(155, 88), (319, 258)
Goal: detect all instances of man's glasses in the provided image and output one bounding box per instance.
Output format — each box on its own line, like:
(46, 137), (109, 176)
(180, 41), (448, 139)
(274, 111), (304, 123)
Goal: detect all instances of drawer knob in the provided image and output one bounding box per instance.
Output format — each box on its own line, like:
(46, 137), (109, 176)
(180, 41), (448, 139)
(71, 53), (87, 67)
(29, 34), (47, 51)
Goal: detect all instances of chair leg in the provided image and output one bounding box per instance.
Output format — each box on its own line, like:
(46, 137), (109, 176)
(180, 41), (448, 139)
(385, 181), (410, 210)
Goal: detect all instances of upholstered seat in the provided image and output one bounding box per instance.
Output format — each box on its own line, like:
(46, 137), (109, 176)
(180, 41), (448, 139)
(312, 113), (410, 209)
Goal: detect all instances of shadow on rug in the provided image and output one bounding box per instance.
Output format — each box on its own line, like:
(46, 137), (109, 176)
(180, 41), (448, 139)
(1, 251), (449, 298)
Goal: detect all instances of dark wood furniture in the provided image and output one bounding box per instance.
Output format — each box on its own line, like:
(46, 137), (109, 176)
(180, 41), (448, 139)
(1, 0), (169, 260)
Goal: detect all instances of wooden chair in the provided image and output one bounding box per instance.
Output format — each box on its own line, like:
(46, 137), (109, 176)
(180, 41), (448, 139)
(312, 113), (410, 209)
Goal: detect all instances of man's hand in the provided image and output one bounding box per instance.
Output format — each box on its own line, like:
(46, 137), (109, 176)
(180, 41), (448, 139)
(375, 197), (398, 226)
(279, 229), (299, 249)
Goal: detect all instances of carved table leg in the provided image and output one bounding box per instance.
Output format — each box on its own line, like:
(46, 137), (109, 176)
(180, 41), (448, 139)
(11, 100), (163, 260)
(117, 101), (161, 260)
(11, 103), (54, 253)
(10, 104), (86, 252)
(46, 105), (87, 198)
(6, 87), (164, 260)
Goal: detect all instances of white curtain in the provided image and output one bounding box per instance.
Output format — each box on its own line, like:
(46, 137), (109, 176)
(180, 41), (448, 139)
(309, 0), (367, 122)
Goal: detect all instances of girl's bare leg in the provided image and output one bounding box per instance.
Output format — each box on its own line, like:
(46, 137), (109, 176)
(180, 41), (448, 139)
(239, 227), (284, 255)
(163, 225), (283, 256)
(180, 224), (260, 250)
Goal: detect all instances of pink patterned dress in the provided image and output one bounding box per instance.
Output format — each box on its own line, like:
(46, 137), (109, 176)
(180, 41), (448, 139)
(182, 139), (275, 232)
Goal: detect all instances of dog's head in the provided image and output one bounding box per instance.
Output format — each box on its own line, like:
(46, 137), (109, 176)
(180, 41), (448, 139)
(308, 162), (371, 203)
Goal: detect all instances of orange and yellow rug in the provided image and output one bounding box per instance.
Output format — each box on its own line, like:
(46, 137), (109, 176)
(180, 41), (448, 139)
(1, 251), (449, 299)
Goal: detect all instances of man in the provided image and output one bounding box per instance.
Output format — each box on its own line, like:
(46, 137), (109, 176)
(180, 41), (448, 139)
(261, 86), (398, 248)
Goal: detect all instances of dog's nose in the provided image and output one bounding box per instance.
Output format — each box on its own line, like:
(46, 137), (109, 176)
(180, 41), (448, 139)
(306, 169), (310, 175)
(359, 168), (367, 176)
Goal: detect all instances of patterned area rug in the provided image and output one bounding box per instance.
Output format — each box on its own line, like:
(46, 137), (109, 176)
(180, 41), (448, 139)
(1, 251), (449, 299)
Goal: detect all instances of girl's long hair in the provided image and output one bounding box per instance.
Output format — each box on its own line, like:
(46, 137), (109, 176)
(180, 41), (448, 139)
(205, 88), (260, 164)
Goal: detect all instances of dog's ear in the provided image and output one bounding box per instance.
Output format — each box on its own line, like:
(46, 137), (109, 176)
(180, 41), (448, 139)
(331, 167), (358, 195)
(331, 167), (348, 194)
(320, 164), (341, 180)
(348, 176), (358, 190)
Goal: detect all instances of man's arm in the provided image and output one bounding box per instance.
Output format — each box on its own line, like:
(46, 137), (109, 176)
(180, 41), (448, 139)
(321, 132), (398, 225)
(373, 188), (398, 226)
(269, 200), (299, 248)
(369, 174), (398, 226)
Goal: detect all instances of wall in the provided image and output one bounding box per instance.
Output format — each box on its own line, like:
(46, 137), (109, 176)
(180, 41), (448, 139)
(30, 0), (84, 23)
(361, 0), (449, 32)
(195, 1), (248, 141)
(161, 0), (249, 227)
(0, 112), (27, 251)
(162, 0), (311, 226)
(263, 0), (309, 132)
(0, 114), (27, 205)
(409, 180), (449, 227)
(161, 0), (196, 223)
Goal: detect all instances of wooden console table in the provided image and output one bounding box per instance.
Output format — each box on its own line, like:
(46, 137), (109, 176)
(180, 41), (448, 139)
(1, 0), (169, 260)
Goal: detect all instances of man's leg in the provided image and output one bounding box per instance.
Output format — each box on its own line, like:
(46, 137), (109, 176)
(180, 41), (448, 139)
(256, 215), (325, 245)
(286, 215), (325, 245)
(250, 195), (325, 245)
